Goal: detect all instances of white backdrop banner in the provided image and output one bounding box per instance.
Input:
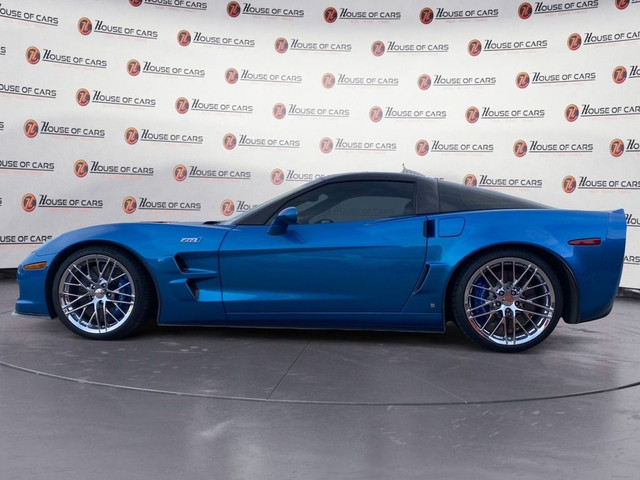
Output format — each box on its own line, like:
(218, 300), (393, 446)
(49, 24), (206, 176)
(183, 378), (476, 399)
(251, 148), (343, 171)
(1, 0), (639, 286)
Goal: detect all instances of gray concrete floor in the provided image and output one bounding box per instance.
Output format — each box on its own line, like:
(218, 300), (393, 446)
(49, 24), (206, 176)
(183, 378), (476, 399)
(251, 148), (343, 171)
(1, 278), (639, 479)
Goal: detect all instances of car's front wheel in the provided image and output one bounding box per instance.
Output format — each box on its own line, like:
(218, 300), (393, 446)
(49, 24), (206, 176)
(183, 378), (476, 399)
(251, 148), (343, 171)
(451, 249), (563, 352)
(52, 246), (154, 339)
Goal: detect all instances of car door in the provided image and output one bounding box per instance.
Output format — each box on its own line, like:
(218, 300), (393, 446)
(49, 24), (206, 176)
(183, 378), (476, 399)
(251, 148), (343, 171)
(218, 180), (428, 315)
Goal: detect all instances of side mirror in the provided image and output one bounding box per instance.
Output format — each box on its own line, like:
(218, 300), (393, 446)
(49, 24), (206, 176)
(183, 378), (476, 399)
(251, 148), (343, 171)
(267, 207), (298, 235)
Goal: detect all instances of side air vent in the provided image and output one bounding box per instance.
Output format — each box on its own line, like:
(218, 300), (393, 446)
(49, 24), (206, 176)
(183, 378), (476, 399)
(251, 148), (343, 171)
(186, 279), (200, 300)
(174, 254), (188, 272)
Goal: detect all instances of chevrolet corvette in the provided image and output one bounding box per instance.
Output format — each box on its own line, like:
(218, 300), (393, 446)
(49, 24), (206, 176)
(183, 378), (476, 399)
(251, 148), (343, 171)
(15, 172), (626, 352)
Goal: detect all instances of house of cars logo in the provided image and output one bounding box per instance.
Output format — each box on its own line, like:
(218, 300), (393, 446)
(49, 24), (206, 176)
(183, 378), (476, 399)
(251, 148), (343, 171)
(513, 140), (528, 157)
(465, 106), (479, 123)
(324, 7), (338, 22)
(610, 139), (625, 157)
(74, 160), (89, 178)
(322, 73), (336, 89)
(173, 165), (187, 182)
(127, 59), (141, 76)
(78, 17), (92, 35)
(369, 106), (383, 122)
(221, 200), (235, 216)
(516, 72), (530, 88)
(417, 74), (432, 90)
(175, 97), (189, 114)
(124, 127), (139, 145)
(616, 0), (629, 9)
(468, 39), (482, 56)
(225, 68), (239, 84)
(518, 3), (533, 19)
(562, 175), (577, 193)
(271, 169), (285, 185)
(272, 103), (287, 119)
(567, 33), (582, 50)
(613, 66), (627, 84)
(564, 104), (579, 122)
(223, 133), (237, 150)
(274, 38), (288, 53)
(23, 119), (39, 138)
(371, 41), (385, 56)
(415, 140), (429, 156)
(419, 7), (434, 24)
(177, 30), (191, 46)
(25, 46), (40, 64)
(129, 0), (143, 6)
(319, 137), (334, 153)
(463, 174), (478, 187)
(122, 196), (137, 214)
(22, 194), (37, 212)
(227, 1), (241, 17)
(75, 89), (91, 107)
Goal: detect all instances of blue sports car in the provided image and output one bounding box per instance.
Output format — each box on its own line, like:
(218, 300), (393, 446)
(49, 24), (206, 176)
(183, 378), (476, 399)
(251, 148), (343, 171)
(15, 172), (626, 352)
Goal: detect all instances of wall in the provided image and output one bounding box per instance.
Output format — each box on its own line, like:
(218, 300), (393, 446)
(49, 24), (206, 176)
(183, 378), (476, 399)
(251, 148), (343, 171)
(1, 0), (639, 286)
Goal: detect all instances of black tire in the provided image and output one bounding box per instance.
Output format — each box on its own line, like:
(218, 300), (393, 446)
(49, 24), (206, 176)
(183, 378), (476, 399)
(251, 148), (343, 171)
(52, 246), (155, 340)
(450, 249), (562, 353)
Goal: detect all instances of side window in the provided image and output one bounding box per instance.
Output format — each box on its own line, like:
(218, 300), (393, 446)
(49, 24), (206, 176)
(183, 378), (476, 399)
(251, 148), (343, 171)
(273, 181), (415, 224)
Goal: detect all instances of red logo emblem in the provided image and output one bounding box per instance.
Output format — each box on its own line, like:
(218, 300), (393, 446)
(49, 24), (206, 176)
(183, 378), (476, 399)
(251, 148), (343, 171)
(615, 0), (630, 9)
(518, 3), (533, 19)
(74, 160), (89, 178)
(122, 196), (137, 214)
(272, 103), (287, 119)
(610, 139), (625, 157)
(227, 1), (241, 17)
(127, 59), (141, 76)
(177, 30), (191, 46)
(124, 127), (139, 145)
(419, 8), (434, 24)
(324, 7), (338, 23)
(369, 106), (383, 122)
(564, 104), (579, 122)
(225, 68), (239, 84)
(130, 0), (143, 6)
(25, 46), (40, 65)
(468, 39), (482, 56)
(22, 193), (37, 213)
(76, 88), (91, 107)
(271, 168), (285, 185)
(175, 97), (190, 114)
(417, 74), (432, 90)
(322, 72), (336, 89)
(612, 66), (627, 84)
(562, 175), (577, 193)
(415, 140), (429, 156)
(223, 133), (237, 150)
(23, 119), (39, 138)
(371, 41), (385, 57)
(275, 37), (289, 54)
(513, 140), (528, 157)
(221, 200), (235, 216)
(78, 17), (93, 35)
(463, 174), (477, 187)
(567, 33), (582, 51)
(516, 72), (530, 89)
(465, 106), (480, 123)
(173, 164), (188, 182)
(319, 137), (334, 153)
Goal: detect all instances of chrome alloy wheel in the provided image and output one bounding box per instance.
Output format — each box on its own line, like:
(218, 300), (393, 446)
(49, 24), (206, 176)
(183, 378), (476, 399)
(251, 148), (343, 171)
(57, 254), (136, 334)
(463, 257), (556, 346)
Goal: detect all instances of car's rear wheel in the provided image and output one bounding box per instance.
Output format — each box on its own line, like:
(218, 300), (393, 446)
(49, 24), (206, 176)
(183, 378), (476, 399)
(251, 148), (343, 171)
(52, 246), (154, 339)
(451, 249), (562, 352)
